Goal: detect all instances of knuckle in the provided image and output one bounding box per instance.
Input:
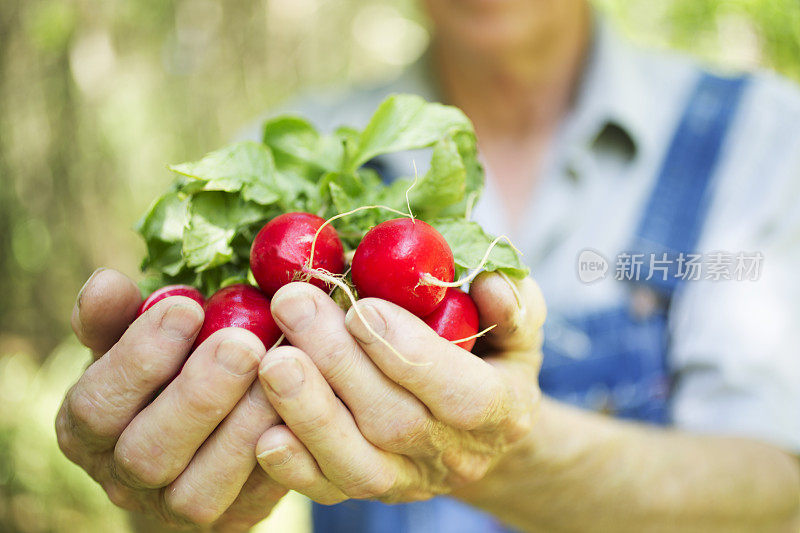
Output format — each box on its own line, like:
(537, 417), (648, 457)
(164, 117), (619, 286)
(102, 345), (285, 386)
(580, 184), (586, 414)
(498, 382), (539, 444)
(224, 415), (266, 453)
(505, 409), (535, 444)
(342, 468), (396, 500)
(176, 375), (229, 424)
(375, 414), (431, 452)
(314, 491), (347, 506)
(164, 487), (222, 527)
(451, 393), (501, 432)
(103, 481), (141, 512)
(288, 403), (336, 440)
(55, 405), (80, 461)
(184, 388), (225, 421)
(450, 454), (492, 485)
(117, 349), (174, 391)
(67, 387), (117, 442)
(113, 442), (172, 489)
(315, 339), (358, 381)
(454, 374), (509, 431)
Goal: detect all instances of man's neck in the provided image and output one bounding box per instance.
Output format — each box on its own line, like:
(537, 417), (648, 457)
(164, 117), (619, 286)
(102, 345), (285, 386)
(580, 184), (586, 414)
(432, 4), (592, 140)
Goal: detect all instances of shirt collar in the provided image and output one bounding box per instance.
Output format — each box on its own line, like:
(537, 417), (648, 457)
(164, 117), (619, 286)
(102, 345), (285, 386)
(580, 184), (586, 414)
(569, 17), (657, 163)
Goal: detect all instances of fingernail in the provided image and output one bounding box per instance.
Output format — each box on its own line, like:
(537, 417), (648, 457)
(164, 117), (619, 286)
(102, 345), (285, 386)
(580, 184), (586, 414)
(260, 358), (304, 398)
(76, 268), (107, 310)
(271, 285), (316, 330)
(216, 338), (261, 376)
(257, 445), (292, 467)
(159, 303), (203, 340)
(346, 303), (385, 341)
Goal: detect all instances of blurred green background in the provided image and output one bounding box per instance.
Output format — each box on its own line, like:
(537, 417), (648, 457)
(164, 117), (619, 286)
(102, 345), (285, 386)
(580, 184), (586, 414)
(0, 0), (798, 531)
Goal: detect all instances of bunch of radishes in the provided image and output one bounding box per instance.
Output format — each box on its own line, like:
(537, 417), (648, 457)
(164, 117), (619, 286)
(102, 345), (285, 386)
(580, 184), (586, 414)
(136, 95), (529, 355)
(139, 212), (481, 353)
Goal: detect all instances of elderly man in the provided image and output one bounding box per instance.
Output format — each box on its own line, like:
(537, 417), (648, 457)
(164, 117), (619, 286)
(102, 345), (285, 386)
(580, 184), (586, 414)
(58, 0), (800, 531)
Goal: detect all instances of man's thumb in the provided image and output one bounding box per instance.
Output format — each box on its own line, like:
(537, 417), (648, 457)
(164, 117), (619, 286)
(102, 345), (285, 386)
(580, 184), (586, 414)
(469, 272), (546, 352)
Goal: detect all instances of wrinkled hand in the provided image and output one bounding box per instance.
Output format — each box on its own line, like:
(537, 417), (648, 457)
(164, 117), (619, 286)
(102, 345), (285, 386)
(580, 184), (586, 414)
(56, 269), (286, 531)
(254, 272), (545, 504)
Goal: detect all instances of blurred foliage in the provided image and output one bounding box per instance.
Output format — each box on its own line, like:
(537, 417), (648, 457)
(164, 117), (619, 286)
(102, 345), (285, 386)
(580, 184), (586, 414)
(598, 0), (800, 79)
(0, 342), (130, 532)
(0, 0), (798, 531)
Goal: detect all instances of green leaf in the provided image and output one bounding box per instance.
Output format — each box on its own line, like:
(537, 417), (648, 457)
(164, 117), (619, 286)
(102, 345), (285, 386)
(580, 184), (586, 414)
(407, 137), (466, 218)
(135, 191), (190, 275)
(169, 142), (282, 205)
(135, 190), (189, 243)
(328, 181), (356, 214)
(182, 192), (268, 271)
(453, 130), (484, 216)
(318, 170), (365, 199)
(263, 116), (344, 173)
(136, 93), (509, 297)
(350, 94), (474, 170)
(138, 276), (168, 298)
(431, 219), (529, 278)
(334, 125), (361, 169)
(196, 263), (251, 295)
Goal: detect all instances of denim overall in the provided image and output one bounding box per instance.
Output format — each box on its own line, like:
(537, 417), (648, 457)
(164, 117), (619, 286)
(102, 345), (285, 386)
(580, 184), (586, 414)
(313, 73), (750, 533)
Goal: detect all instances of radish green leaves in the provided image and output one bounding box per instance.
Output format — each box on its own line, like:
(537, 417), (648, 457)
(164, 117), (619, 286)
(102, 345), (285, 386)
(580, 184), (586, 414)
(136, 94), (529, 295)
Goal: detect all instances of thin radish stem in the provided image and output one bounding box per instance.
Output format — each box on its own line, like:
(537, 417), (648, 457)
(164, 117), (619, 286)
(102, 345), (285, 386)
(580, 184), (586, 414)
(269, 333), (285, 352)
(450, 324), (497, 346)
(407, 161), (419, 224)
(420, 235), (523, 288)
(308, 175), (421, 271)
(465, 191), (478, 221)
(305, 267), (432, 368)
(498, 271), (524, 311)
(306, 204), (412, 271)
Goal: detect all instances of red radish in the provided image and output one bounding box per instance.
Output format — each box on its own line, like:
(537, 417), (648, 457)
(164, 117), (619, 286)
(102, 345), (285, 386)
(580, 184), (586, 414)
(138, 284), (205, 317)
(351, 218), (455, 317)
(250, 212), (345, 297)
(423, 288), (480, 351)
(193, 284), (281, 350)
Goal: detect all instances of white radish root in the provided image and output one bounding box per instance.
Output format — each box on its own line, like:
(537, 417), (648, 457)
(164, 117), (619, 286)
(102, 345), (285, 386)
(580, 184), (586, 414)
(420, 234), (522, 288)
(304, 266), (432, 367)
(498, 271), (524, 312)
(450, 324), (497, 346)
(269, 334), (285, 352)
(306, 204), (412, 271)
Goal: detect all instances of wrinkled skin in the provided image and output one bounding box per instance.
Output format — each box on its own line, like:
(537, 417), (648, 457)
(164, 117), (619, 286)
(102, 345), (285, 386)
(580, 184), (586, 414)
(56, 270), (544, 531)
(58, 268), (544, 529)
(59, 269), (287, 531)
(253, 274), (544, 505)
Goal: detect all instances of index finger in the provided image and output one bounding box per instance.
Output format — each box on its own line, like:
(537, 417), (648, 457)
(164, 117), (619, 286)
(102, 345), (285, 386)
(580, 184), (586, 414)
(344, 299), (511, 432)
(58, 296), (204, 455)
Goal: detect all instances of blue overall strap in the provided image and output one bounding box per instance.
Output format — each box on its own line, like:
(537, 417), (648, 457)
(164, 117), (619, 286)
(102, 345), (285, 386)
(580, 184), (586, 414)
(628, 72), (750, 295)
(540, 71), (751, 426)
